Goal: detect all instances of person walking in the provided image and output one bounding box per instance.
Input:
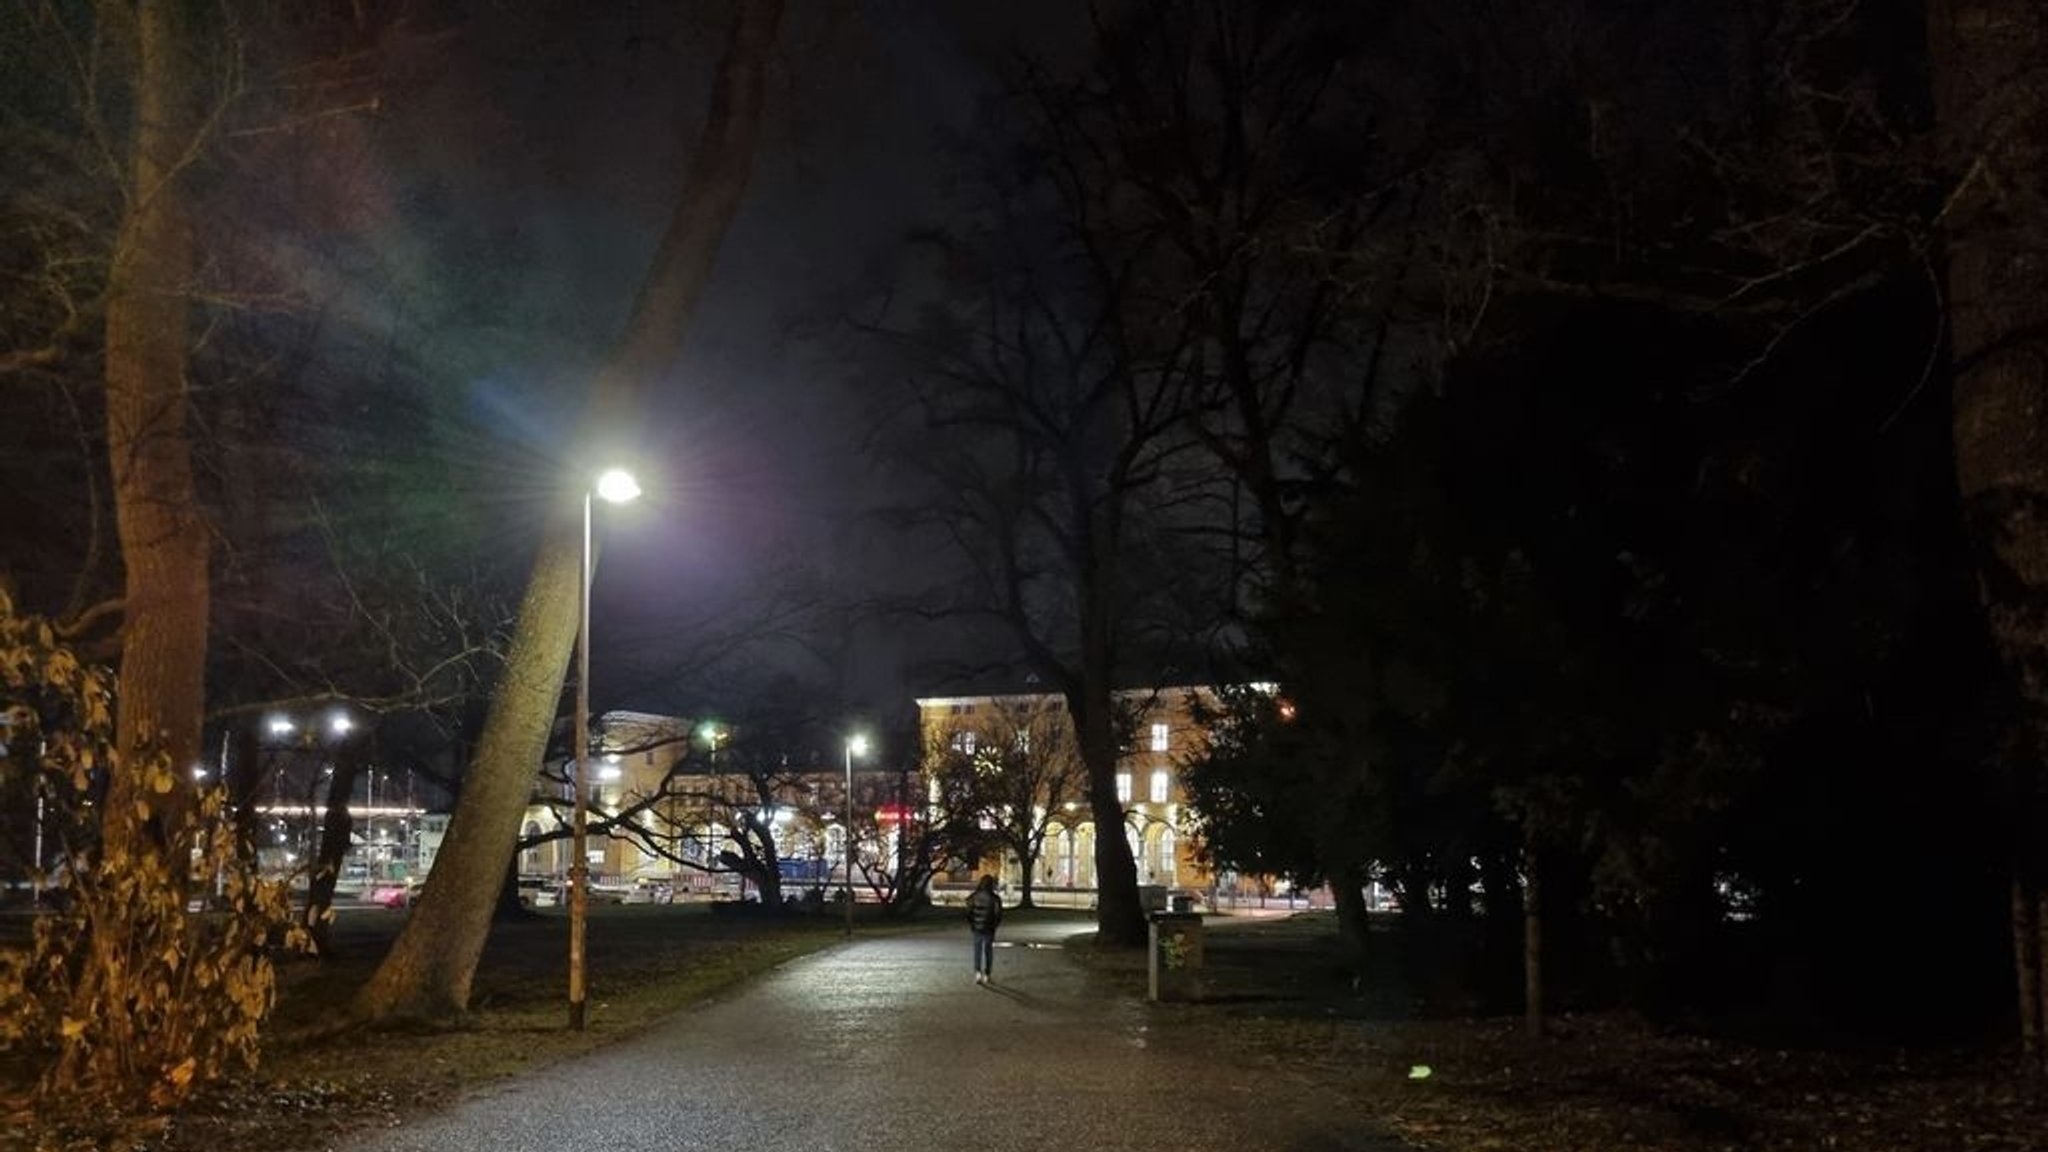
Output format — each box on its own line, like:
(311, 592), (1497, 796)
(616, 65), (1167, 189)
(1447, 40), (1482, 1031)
(966, 874), (1004, 985)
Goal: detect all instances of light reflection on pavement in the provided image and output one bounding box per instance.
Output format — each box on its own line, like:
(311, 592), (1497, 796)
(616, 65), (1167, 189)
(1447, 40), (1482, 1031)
(331, 919), (1401, 1152)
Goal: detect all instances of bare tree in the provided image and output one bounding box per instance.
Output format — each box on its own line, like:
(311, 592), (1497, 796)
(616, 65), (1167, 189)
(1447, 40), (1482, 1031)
(869, 201), (1208, 945)
(924, 698), (1086, 909)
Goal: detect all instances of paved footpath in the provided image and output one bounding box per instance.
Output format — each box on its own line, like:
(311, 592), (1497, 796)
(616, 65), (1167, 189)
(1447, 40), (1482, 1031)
(332, 919), (1403, 1152)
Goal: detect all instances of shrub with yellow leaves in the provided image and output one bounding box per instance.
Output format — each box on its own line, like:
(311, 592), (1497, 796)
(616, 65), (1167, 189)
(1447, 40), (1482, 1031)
(0, 591), (311, 1116)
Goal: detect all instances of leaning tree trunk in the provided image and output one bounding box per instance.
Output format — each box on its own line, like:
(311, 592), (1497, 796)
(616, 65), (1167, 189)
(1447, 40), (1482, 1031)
(304, 740), (362, 957)
(103, 0), (208, 853)
(354, 0), (784, 1021)
(1929, 0), (2048, 1071)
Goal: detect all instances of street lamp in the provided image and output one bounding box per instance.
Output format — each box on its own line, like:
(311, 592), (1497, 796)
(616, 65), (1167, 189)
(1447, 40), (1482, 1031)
(843, 732), (868, 937)
(570, 466), (641, 1031)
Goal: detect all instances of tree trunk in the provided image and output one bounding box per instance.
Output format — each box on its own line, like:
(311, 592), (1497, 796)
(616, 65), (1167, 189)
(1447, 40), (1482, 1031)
(1014, 836), (1040, 909)
(1444, 854), (1477, 921)
(225, 725), (265, 863)
(1329, 860), (1372, 981)
(2037, 887), (2048, 1072)
(1393, 858), (1434, 929)
(353, 0), (783, 1021)
(1524, 840), (1545, 1039)
(305, 744), (361, 958)
(103, 0), (208, 851)
(493, 849), (532, 922)
(1481, 849), (1521, 924)
(1929, 0), (2048, 1072)
(2013, 874), (2042, 1063)
(749, 816), (784, 908)
(1073, 685), (1145, 946)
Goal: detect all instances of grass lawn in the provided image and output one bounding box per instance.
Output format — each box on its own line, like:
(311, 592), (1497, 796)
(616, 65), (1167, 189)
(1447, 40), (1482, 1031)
(9, 906), (2046, 1151)
(5, 902), (890, 1152)
(1077, 912), (2048, 1152)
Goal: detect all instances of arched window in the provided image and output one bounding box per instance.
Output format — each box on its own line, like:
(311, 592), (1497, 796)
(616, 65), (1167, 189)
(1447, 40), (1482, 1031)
(1154, 827), (1177, 885)
(520, 822), (543, 874)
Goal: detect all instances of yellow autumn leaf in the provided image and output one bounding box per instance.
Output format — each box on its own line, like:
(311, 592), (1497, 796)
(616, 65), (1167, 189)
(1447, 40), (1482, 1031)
(60, 1017), (86, 1039)
(164, 1057), (196, 1088)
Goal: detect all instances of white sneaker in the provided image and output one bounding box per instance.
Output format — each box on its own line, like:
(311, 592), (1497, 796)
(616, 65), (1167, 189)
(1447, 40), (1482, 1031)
(975, 972), (986, 985)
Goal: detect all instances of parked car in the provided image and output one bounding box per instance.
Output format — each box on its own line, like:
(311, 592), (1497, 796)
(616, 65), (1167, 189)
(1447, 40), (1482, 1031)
(517, 875), (561, 908)
(366, 882), (415, 909)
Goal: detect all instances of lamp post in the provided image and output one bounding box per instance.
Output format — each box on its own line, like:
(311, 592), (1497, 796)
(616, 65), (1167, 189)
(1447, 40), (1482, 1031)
(843, 733), (868, 937)
(570, 466), (641, 1031)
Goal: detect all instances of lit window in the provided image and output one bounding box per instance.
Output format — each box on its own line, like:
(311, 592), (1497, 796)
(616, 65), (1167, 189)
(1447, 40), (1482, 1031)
(1015, 730), (1031, 754)
(1116, 772), (1132, 803)
(950, 730), (977, 755)
(1149, 770), (1169, 804)
(1150, 722), (1169, 752)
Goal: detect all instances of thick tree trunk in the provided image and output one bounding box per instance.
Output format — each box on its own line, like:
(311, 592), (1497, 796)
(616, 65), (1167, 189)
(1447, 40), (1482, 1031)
(1929, 0), (2048, 1070)
(1074, 685), (1145, 947)
(354, 0), (783, 1021)
(1524, 841), (1545, 1039)
(103, 0), (207, 850)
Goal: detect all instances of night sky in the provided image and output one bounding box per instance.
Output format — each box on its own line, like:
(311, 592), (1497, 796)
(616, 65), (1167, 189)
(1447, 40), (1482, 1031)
(336, 2), (1067, 720)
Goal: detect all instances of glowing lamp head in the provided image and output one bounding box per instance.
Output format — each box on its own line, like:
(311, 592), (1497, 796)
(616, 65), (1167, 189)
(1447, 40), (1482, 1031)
(595, 468), (641, 505)
(848, 734), (870, 759)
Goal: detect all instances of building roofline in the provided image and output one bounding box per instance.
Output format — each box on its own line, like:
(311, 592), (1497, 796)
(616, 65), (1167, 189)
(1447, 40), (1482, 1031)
(914, 684), (1227, 709)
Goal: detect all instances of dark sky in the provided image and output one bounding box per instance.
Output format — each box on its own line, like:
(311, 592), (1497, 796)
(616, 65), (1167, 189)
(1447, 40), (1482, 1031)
(349, 3), (1073, 722)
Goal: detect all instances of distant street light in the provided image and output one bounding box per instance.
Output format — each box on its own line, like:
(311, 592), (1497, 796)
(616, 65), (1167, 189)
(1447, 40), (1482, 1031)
(570, 466), (641, 1032)
(844, 732), (869, 937)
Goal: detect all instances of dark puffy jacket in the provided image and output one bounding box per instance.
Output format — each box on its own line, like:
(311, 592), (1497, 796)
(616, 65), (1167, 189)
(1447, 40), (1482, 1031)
(966, 887), (1003, 933)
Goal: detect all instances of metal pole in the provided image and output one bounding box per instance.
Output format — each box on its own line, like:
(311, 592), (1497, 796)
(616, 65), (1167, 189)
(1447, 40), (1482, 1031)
(569, 489), (592, 1030)
(843, 739), (854, 938)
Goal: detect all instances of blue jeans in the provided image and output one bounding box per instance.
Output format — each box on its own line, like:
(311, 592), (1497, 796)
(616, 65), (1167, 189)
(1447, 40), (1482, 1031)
(972, 930), (995, 976)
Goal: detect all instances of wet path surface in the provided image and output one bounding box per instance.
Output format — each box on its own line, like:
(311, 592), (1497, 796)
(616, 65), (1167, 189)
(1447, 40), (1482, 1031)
(334, 920), (1401, 1152)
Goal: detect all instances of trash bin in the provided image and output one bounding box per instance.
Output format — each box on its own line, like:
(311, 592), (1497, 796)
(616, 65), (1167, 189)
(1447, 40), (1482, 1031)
(1148, 911), (1204, 1002)
(1167, 892), (1194, 914)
